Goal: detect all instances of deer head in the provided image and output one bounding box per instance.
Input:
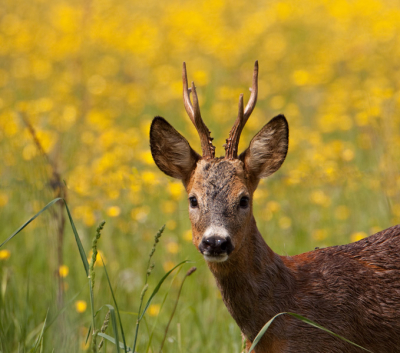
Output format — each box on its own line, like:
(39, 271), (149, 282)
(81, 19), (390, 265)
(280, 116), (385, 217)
(150, 61), (288, 264)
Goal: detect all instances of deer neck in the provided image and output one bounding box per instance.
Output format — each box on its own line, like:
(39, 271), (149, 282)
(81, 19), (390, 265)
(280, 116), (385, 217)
(206, 216), (295, 342)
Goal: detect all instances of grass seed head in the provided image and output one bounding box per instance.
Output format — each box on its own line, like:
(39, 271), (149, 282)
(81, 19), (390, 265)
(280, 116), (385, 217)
(140, 283), (149, 301)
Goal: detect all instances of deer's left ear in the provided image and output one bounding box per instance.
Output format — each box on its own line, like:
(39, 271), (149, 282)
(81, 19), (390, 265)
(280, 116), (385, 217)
(150, 116), (201, 182)
(239, 115), (288, 179)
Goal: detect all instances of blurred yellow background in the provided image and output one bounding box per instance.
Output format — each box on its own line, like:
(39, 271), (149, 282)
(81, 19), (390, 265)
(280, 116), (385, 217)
(1, 0), (400, 351)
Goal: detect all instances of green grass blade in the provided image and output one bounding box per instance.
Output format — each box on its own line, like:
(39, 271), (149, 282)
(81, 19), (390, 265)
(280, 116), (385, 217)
(1, 197), (89, 276)
(145, 267), (182, 353)
(139, 260), (189, 321)
(97, 333), (132, 351)
(105, 304), (121, 353)
(0, 198), (63, 248)
(89, 278), (96, 341)
(94, 306), (107, 318)
(101, 256), (129, 353)
(159, 267), (196, 353)
(247, 312), (285, 353)
(62, 199), (89, 276)
(88, 267), (96, 338)
(248, 312), (373, 353)
(285, 312), (373, 352)
(30, 309), (49, 352)
(85, 325), (92, 345)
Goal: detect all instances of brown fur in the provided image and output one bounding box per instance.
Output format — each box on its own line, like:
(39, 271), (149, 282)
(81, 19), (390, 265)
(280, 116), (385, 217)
(150, 113), (400, 353)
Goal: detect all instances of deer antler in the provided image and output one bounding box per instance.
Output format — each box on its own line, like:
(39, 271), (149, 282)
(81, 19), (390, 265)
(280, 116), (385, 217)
(183, 62), (215, 160)
(224, 61), (258, 159)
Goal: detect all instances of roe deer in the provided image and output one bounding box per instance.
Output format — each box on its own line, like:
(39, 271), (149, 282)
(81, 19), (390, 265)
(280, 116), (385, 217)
(149, 61), (400, 353)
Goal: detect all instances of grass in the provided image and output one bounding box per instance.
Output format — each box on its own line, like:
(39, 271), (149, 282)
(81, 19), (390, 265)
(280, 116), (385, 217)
(1, 199), (196, 352)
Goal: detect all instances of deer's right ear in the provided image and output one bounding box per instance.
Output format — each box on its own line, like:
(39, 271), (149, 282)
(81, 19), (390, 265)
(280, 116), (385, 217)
(239, 114), (289, 180)
(150, 117), (201, 181)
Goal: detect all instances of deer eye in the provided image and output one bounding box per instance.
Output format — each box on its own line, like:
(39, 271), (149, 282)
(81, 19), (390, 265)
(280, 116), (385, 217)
(239, 196), (250, 209)
(189, 196), (198, 208)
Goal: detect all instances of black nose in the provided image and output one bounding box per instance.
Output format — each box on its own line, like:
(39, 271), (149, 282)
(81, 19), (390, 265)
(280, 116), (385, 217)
(199, 236), (233, 255)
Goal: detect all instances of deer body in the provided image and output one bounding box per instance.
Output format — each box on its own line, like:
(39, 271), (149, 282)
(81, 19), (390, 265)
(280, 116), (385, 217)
(150, 62), (400, 352)
(211, 220), (400, 352)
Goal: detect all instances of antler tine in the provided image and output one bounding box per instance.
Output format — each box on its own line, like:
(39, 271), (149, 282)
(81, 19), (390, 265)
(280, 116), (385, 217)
(225, 61), (259, 159)
(238, 93), (244, 121)
(182, 62), (215, 159)
(244, 60), (258, 121)
(182, 62), (195, 122)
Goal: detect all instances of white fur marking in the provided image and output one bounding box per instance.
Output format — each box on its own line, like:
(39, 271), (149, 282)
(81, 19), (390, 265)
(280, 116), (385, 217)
(203, 225), (230, 239)
(204, 254), (229, 263)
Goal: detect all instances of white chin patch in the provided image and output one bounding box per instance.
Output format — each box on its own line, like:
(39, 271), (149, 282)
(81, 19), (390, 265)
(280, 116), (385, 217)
(204, 254), (229, 263)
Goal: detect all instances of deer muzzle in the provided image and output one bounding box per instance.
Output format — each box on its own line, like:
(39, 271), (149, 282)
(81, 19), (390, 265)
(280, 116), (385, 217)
(199, 226), (234, 262)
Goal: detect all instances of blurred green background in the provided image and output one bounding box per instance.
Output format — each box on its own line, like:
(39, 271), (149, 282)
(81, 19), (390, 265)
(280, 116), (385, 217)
(1, 0), (400, 351)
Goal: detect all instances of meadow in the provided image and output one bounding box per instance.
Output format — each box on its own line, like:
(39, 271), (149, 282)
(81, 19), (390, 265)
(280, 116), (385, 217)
(1, 0), (400, 351)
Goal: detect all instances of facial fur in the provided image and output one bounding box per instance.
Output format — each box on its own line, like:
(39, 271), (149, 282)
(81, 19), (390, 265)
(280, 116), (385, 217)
(186, 158), (254, 262)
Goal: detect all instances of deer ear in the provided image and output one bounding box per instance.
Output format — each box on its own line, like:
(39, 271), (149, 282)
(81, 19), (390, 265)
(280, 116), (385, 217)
(239, 115), (288, 179)
(150, 117), (201, 181)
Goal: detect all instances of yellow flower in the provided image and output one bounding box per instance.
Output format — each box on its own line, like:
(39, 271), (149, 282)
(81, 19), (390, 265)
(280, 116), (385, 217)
(166, 220), (177, 230)
(335, 206), (350, 220)
(351, 232), (368, 243)
(292, 70), (309, 86)
(131, 206), (150, 222)
(142, 171), (156, 185)
(193, 70), (209, 86)
(166, 241), (179, 254)
(161, 200), (177, 214)
(140, 151), (154, 165)
(87, 75), (106, 95)
(73, 205), (96, 226)
(183, 229), (192, 242)
(279, 217), (292, 230)
(75, 300), (87, 313)
(168, 182), (183, 200)
(266, 201), (280, 213)
(148, 304), (160, 317)
(107, 206), (121, 217)
(83, 212), (96, 227)
(140, 120), (152, 135)
(310, 190), (331, 207)
(342, 149), (354, 161)
(108, 190), (120, 200)
(0, 192), (9, 207)
(22, 144), (37, 161)
(163, 261), (175, 272)
(59, 265), (69, 278)
(270, 95), (285, 110)
(87, 250), (106, 267)
(313, 229), (328, 241)
(35, 98), (53, 113)
(3, 119), (18, 136)
(0, 249), (11, 260)
(392, 204), (400, 217)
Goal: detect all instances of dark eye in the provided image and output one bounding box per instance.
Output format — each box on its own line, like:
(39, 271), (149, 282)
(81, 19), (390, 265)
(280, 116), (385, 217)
(239, 196), (250, 209)
(189, 196), (198, 208)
